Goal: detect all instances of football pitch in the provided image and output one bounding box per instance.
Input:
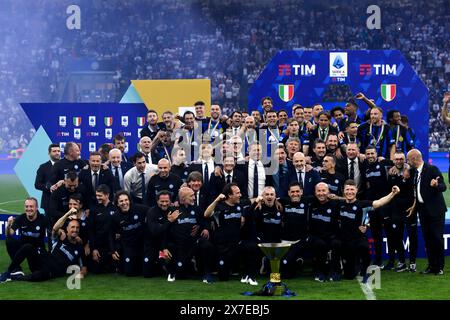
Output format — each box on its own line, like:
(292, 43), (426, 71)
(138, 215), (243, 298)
(0, 174), (449, 300)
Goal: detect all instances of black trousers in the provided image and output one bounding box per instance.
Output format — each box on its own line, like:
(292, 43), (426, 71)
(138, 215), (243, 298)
(341, 237), (371, 279)
(116, 246), (143, 277)
(406, 212), (418, 263)
(384, 214), (406, 264)
(7, 243), (63, 282)
(6, 238), (47, 271)
(165, 238), (214, 278)
(142, 239), (163, 278)
(216, 240), (259, 280)
(417, 203), (445, 271)
(279, 239), (309, 278)
(88, 246), (113, 274)
(309, 235), (341, 275)
(368, 208), (385, 265)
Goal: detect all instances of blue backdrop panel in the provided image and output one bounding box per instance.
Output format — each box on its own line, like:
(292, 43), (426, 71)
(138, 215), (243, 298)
(20, 103), (149, 160)
(248, 50), (429, 160)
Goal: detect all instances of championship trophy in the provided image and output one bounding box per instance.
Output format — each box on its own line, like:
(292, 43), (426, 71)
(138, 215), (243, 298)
(256, 242), (296, 296)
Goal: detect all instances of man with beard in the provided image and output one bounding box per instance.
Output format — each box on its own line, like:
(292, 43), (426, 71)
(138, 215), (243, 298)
(49, 171), (90, 227)
(110, 191), (148, 276)
(269, 147), (290, 198)
(143, 190), (177, 277)
(386, 109), (415, 155)
(357, 105), (394, 159)
(113, 133), (130, 164)
(362, 145), (393, 268)
(89, 184), (117, 274)
(260, 110), (282, 158)
(253, 187), (282, 244)
(325, 133), (342, 159)
(124, 152), (157, 205)
(170, 147), (190, 182)
(288, 152), (320, 196)
(279, 182), (310, 278)
(204, 183), (259, 285)
(201, 104), (227, 145)
(339, 99), (362, 130)
(140, 109), (163, 140)
(321, 155), (345, 196)
(239, 116), (259, 155)
(163, 187), (214, 283)
(308, 111), (339, 151)
(147, 159), (182, 206)
(309, 139), (327, 169)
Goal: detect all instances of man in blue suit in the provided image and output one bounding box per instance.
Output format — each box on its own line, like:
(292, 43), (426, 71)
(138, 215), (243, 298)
(108, 148), (132, 196)
(288, 152), (321, 196)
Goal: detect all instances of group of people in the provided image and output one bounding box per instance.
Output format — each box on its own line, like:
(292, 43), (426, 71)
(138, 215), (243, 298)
(0, 96), (447, 285)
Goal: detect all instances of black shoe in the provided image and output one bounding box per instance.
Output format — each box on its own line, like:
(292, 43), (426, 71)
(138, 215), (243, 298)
(435, 269), (444, 276)
(420, 267), (433, 274)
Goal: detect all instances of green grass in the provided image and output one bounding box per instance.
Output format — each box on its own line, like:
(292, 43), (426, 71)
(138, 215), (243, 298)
(0, 174), (449, 300)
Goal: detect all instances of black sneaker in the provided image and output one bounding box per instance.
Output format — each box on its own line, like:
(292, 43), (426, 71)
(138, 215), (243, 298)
(383, 262), (395, 271)
(395, 263), (408, 272)
(420, 267), (433, 274)
(435, 269), (444, 276)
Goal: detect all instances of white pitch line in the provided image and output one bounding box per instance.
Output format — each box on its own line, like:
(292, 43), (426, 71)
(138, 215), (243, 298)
(356, 276), (377, 300)
(0, 199), (23, 205)
(0, 208), (15, 214)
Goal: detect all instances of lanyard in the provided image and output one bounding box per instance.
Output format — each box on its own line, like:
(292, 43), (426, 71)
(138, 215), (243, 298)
(369, 123), (383, 146)
(208, 118), (220, 137)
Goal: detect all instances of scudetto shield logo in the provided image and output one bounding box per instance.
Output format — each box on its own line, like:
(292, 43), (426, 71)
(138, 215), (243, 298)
(381, 84), (396, 102)
(73, 117), (82, 127)
(137, 117), (145, 127)
(104, 117), (113, 127)
(278, 84), (294, 102)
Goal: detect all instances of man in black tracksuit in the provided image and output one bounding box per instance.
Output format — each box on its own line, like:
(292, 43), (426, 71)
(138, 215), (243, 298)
(204, 183), (259, 286)
(386, 152), (416, 271)
(308, 182), (341, 282)
(0, 219), (84, 283)
(279, 182), (310, 278)
(143, 190), (174, 278)
(89, 184), (116, 274)
(110, 191), (148, 276)
(362, 145), (393, 267)
(337, 180), (400, 282)
(162, 187), (214, 283)
(5, 198), (49, 275)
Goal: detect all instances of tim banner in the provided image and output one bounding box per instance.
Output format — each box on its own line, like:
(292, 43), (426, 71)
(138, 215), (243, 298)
(248, 50), (429, 160)
(20, 103), (149, 160)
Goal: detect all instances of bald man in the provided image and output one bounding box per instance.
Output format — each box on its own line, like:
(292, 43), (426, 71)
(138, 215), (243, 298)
(288, 152), (321, 196)
(146, 159), (183, 206)
(406, 149), (447, 275)
(162, 187), (214, 283)
(139, 136), (162, 165)
(308, 182), (341, 282)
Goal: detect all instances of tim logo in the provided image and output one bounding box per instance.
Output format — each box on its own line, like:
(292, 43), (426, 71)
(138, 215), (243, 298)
(105, 128), (112, 139)
(59, 116), (67, 127)
(121, 116), (129, 127)
(74, 129), (81, 140)
(359, 64), (397, 76)
(89, 142), (96, 152)
(278, 64), (316, 76)
(89, 116), (96, 127)
(329, 52), (348, 77)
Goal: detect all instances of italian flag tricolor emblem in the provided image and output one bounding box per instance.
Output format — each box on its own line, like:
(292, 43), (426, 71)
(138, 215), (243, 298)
(381, 84), (396, 102)
(278, 84), (294, 102)
(104, 117), (113, 127)
(137, 117), (146, 126)
(73, 117), (82, 126)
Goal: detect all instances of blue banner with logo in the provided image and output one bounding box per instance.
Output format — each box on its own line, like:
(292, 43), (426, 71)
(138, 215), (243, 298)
(248, 50), (429, 160)
(20, 103), (149, 160)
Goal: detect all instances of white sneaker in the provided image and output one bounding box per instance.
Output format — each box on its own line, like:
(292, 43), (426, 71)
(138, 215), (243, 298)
(167, 274), (176, 282)
(240, 275), (248, 283)
(247, 277), (258, 286)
